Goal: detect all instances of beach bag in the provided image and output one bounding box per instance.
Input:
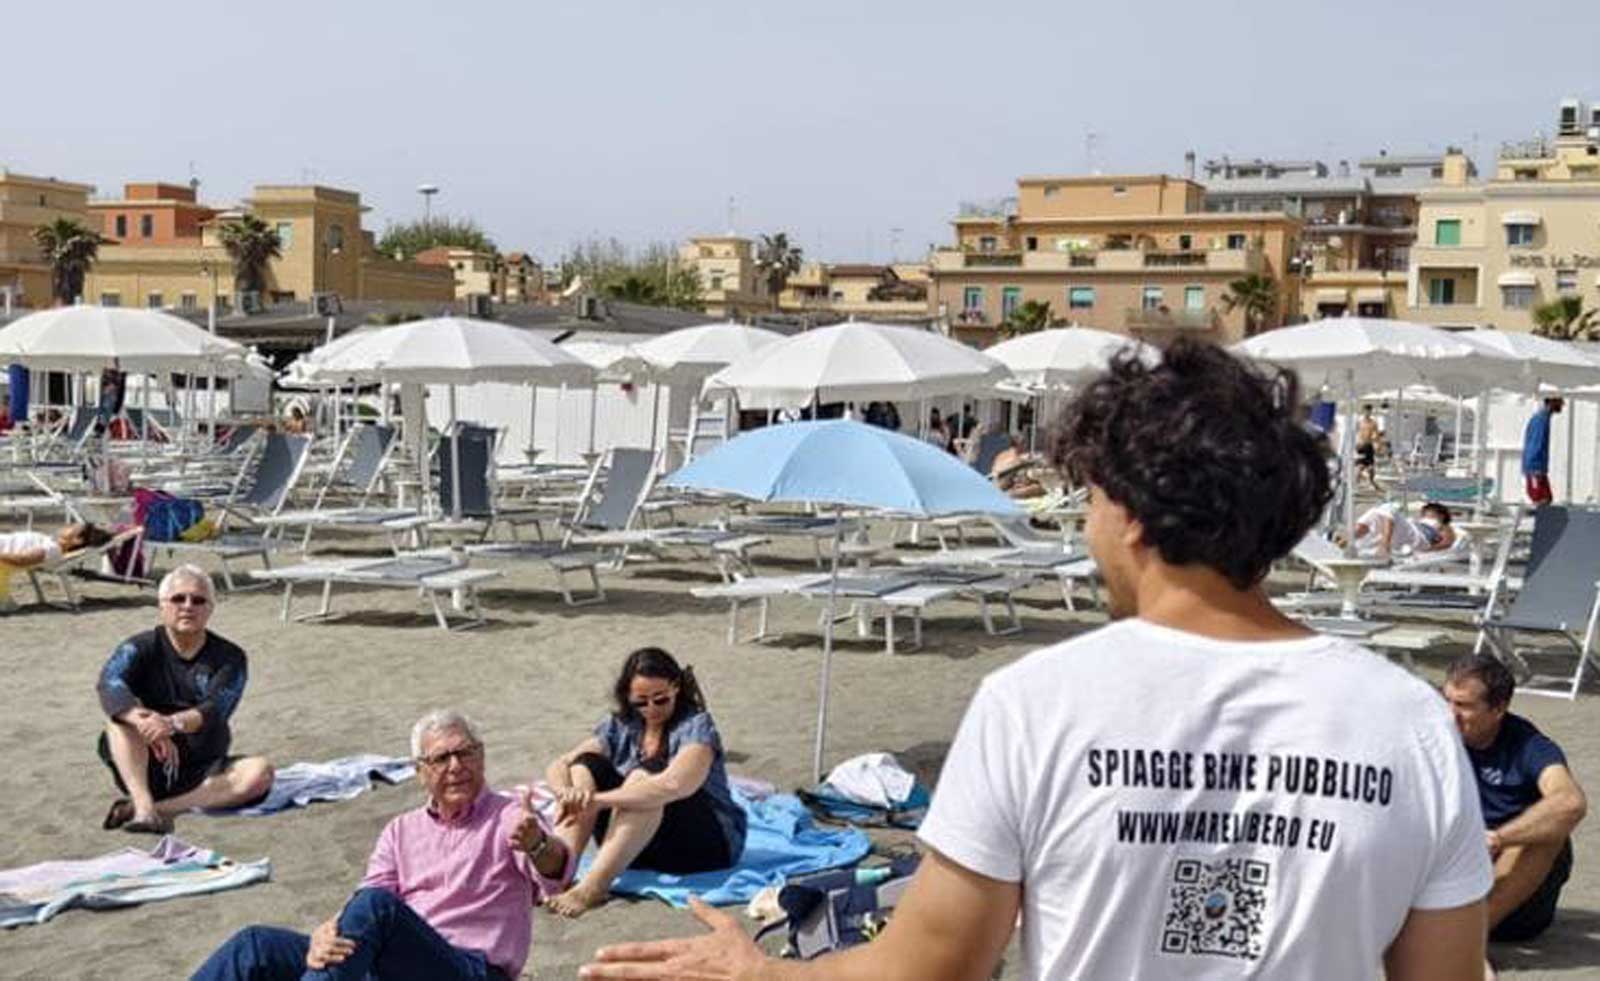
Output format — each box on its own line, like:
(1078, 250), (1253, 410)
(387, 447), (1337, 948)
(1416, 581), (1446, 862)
(756, 855), (922, 959)
(133, 489), (205, 542)
(103, 525), (147, 581)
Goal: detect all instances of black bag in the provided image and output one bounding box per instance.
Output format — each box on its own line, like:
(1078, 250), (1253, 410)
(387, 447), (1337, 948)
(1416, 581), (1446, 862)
(756, 855), (922, 959)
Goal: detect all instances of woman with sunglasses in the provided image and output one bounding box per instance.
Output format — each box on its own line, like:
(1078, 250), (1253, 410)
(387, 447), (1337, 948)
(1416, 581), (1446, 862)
(543, 647), (746, 918)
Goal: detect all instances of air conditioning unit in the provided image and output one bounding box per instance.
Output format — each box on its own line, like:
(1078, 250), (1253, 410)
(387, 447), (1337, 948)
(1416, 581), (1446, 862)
(312, 291), (342, 317)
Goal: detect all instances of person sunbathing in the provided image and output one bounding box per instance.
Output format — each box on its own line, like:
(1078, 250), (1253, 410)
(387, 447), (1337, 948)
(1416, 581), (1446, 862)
(543, 647), (747, 918)
(991, 434), (1045, 499)
(0, 523), (112, 609)
(1342, 501), (1457, 559)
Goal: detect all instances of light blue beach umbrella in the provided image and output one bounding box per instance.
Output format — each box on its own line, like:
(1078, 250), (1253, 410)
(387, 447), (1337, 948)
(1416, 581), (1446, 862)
(665, 419), (1021, 780)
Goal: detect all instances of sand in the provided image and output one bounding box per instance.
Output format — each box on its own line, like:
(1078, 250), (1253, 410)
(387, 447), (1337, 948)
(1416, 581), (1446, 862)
(0, 525), (1595, 979)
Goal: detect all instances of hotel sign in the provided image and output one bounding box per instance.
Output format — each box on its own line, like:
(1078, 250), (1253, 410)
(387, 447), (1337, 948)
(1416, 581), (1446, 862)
(1508, 253), (1600, 268)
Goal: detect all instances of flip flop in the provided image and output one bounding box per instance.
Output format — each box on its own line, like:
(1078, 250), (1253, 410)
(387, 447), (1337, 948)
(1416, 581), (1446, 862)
(122, 815), (173, 835)
(101, 798), (134, 831)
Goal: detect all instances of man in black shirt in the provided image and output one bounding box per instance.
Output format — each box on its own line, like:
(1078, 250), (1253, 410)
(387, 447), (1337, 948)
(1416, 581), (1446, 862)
(96, 564), (273, 833)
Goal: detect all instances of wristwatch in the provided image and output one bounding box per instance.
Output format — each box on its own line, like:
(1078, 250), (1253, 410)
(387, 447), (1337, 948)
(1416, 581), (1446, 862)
(526, 831), (551, 861)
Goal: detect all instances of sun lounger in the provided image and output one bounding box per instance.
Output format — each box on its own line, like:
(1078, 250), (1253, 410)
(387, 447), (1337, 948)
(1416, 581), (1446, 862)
(250, 554), (503, 631)
(22, 526), (150, 610)
(1478, 506), (1600, 700)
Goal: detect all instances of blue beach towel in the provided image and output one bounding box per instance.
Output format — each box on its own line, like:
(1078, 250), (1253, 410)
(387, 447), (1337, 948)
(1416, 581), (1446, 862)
(581, 789), (870, 908)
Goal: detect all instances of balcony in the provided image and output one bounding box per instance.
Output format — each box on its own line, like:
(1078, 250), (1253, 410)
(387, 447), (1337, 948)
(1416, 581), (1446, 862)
(963, 250), (1023, 268)
(931, 246), (1261, 274)
(1123, 306), (1219, 330)
(1142, 250), (1208, 268)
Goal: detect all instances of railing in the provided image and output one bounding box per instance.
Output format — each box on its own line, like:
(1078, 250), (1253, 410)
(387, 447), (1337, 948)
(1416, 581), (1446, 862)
(956, 309), (990, 326)
(1143, 250), (1208, 268)
(1069, 253), (1097, 268)
(963, 251), (1023, 268)
(1123, 306), (1218, 330)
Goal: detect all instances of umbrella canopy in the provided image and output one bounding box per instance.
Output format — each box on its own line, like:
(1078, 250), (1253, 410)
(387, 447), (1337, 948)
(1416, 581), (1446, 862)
(559, 340), (647, 382)
(665, 419), (1021, 782)
(633, 322), (785, 383)
(703, 322), (1010, 410)
(984, 327), (1157, 390)
(665, 418), (1022, 517)
(1231, 317), (1520, 396)
(0, 306), (244, 373)
(1456, 328), (1600, 391)
(295, 316), (595, 386)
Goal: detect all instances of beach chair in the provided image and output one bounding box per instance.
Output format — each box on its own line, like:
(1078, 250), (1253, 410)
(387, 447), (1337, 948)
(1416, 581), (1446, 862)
(258, 424), (424, 552)
(150, 433), (312, 590)
(431, 425), (564, 543)
(1477, 507), (1600, 700)
(968, 430), (1011, 476)
(1362, 507), (1524, 613)
(23, 526), (150, 610)
(250, 554), (502, 632)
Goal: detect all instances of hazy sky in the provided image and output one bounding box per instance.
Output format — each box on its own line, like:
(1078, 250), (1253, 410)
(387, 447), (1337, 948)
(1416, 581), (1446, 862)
(6, 0), (1597, 264)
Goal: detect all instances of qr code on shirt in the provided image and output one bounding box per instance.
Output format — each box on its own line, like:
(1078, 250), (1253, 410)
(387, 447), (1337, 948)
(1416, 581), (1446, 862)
(1159, 858), (1270, 961)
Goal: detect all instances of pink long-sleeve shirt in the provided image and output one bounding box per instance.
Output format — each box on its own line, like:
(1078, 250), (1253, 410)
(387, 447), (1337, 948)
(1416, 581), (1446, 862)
(360, 788), (568, 978)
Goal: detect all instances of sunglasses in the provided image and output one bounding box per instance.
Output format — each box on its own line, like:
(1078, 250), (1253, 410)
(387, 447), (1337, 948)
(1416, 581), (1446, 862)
(417, 744), (482, 768)
(164, 593), (210, 607)
(629, 693), (674, 710)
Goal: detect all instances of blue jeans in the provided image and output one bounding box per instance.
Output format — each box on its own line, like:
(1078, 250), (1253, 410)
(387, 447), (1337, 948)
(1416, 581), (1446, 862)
(191, 887), (502, 981)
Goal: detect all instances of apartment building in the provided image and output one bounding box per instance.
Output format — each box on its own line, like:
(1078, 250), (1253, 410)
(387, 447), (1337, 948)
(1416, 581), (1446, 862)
(778, 261), (930, 320)
(414, 248), (545, 305)
(0, 169), (96, 307)
(678, 235), (769, 318)
(930, 174), (1300, 344)
(1409, 99), (1600, 331)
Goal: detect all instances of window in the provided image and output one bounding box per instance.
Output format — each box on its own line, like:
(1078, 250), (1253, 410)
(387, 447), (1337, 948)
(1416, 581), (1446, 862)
(1505, 224), (1535, 247)
(1024, 236), (1038, 251)
(1557, 269), (1579, 293)
(963, 286), (984, 311)
(1501, 286), (1535, 309)
(1112, 185), (1128, 196)
(1434, 219), (1461, 246)
(1226, 233), (1247, 250)
(978, 236), (997, 253)
(325, 223), (344, 250)
(1043, 185), (1059, 198)
(831, 291), (843, 301)
(710, 275), (723, 291)
(180, 292), (198, 311)
(1177, 234), (1192, 251)
(146, 292), (163, 308)
(1184, 286), (1205, 310)
(1141, 286), (1164, 311)
(1427, 277), (1456, 305)
(114, 215), (127, 238)
(275, 222), (294, 250)
(38, 193), (47, 206)
(1068, 287), (1095, 309)
(1374, 165), (1401, 178)
(1001, 287), (1022, 320)
(139, 214), (153, 238)
(99, 292), (121, 307)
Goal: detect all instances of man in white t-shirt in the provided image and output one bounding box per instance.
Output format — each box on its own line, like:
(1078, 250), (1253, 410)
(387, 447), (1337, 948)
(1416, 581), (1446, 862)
(580, 339), (1491, 980)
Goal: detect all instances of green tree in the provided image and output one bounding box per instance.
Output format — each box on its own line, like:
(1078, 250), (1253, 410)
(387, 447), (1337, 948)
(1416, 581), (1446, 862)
(756, 232), (803, 307)
(1221, 274), (1279, 336)
(1003, 299), (1054, 337)
(560, 238), (701, 311)
(377, 217), (496, 260)
(32, 218), (107, 305)
(217, 214), (284, 299)
(1530, 296), (1599, 341)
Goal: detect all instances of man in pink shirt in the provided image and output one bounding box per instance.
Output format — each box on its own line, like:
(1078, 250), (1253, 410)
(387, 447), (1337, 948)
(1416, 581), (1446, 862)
(192, 709), (569, 980)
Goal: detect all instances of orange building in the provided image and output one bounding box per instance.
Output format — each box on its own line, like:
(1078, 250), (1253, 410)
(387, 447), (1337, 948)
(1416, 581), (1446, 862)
(90, 182), (219, 246)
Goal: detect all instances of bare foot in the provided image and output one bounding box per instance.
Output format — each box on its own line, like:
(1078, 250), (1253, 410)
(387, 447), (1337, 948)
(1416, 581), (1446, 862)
(545, 883), (607, 919)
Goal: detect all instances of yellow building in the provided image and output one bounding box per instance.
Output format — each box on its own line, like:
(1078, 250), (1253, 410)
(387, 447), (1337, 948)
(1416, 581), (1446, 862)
(778, 262), (930, 320)
(679, 235), (770, 317)
(0, 169), (96, 308)
(930, 174), (1301, 344)
(1409, 100), (1600, 331)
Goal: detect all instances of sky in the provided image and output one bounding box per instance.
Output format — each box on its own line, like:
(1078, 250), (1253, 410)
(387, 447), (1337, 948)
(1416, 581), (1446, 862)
(6, 0), (1598, 265)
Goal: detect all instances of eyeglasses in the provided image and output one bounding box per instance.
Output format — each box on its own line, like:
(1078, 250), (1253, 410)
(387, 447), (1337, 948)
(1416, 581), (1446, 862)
(417, 744), (482, 768)
(163, 593), (210, 607)
(629, 694), (674, 710)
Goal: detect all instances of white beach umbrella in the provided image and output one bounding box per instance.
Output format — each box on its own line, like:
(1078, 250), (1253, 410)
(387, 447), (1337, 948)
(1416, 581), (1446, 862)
(560, 340), (646, 381)
(703, 321), (1010, 410)
(633, 321), (785, 383)
(1456, 328), (1600, 391)
(984, 327), (1157, 391)
(0, 306), (243, 373)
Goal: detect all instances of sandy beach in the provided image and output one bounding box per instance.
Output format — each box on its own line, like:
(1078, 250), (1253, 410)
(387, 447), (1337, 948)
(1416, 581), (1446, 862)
(1, 525), (1595, 979)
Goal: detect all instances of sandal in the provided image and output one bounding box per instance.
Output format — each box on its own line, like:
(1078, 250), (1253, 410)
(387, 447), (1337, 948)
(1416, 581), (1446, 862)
(122, 815), (173, 835)
(102, 798), (134, 831)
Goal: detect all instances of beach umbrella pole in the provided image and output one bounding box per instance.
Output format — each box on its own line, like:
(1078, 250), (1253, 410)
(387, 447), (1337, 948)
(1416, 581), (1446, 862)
(1564, 396), (1576, 501)
(1342, 371), (1357, 553)
(812, 511), (846, 785)
(449, 385), (462, 521)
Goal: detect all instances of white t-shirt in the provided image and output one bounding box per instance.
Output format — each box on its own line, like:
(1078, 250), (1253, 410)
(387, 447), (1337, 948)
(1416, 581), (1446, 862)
(919, 619), (1491, 980)
(0, 531), (59, 562)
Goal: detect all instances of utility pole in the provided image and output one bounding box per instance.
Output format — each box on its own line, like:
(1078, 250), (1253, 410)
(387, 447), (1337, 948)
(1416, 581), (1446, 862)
(418, 184), (440, 223)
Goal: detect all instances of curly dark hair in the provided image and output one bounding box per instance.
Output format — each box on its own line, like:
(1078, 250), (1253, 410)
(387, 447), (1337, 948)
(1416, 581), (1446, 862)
(1051, 337), (1332, 590)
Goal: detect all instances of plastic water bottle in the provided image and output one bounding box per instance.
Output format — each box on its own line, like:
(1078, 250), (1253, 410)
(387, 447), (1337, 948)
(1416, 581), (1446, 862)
(854, 867), (892, 887)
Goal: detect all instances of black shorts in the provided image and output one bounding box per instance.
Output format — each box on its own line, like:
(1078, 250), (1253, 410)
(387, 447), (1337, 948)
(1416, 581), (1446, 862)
(1356, 443), (1376, 467)
(574, 753), (736, 875)
(1492, 838), (1573, 943)
(97, 731), (235, 801)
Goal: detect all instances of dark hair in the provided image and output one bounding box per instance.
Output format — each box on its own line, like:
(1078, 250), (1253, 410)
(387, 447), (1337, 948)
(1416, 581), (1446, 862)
(68, 523), (114, 549)
(611, 647), (707, 733)
(1420, 502), (1452, 525)
(1051, 338), (1332, 590)
(1445, 653), (1515, 709)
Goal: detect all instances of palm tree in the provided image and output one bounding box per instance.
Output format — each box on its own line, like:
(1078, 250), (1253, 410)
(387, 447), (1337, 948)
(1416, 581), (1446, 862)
(218, 214), (283, 301)
(1530, 296), (1599, 341)
(756, 232), (803, 308)
(32, 218), (107, 305)
(1221, 274), (1279, 336)
(1003, 299), (1054, 337)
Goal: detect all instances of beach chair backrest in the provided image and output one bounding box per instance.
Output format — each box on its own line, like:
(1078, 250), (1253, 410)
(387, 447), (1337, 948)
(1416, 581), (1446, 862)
(238, 433), (311, 512)
(971, 430), (1011, 475)
(1502, 507), (1600, 630)
(221, 424), (259, 454)
(993, 514), (1066, 551)
(346, 423), (396, 495)
(438, 424), (495, 519)
(583, 447), (657, 531)
(1480, 506), (1525, 585)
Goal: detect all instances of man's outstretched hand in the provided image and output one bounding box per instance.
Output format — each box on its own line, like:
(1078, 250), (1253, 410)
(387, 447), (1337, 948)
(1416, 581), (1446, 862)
(580, 897), (771, 980)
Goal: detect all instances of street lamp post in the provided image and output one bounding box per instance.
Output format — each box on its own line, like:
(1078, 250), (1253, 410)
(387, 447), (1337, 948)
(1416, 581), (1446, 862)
(418, 183), (439, 223)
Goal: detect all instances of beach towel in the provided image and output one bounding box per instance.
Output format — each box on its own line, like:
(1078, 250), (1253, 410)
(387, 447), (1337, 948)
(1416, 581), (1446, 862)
(0, 835), (269, 928)
(212, 754), (415, 817)
(578, 789), (870, 908)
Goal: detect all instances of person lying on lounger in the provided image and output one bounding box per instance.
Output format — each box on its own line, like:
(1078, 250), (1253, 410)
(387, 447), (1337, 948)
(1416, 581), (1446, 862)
(543, 647), (747, 918)
(1340, 501), (1457, 559)
(991, 434), (1046, 499)
(0, 522), (112, 608)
